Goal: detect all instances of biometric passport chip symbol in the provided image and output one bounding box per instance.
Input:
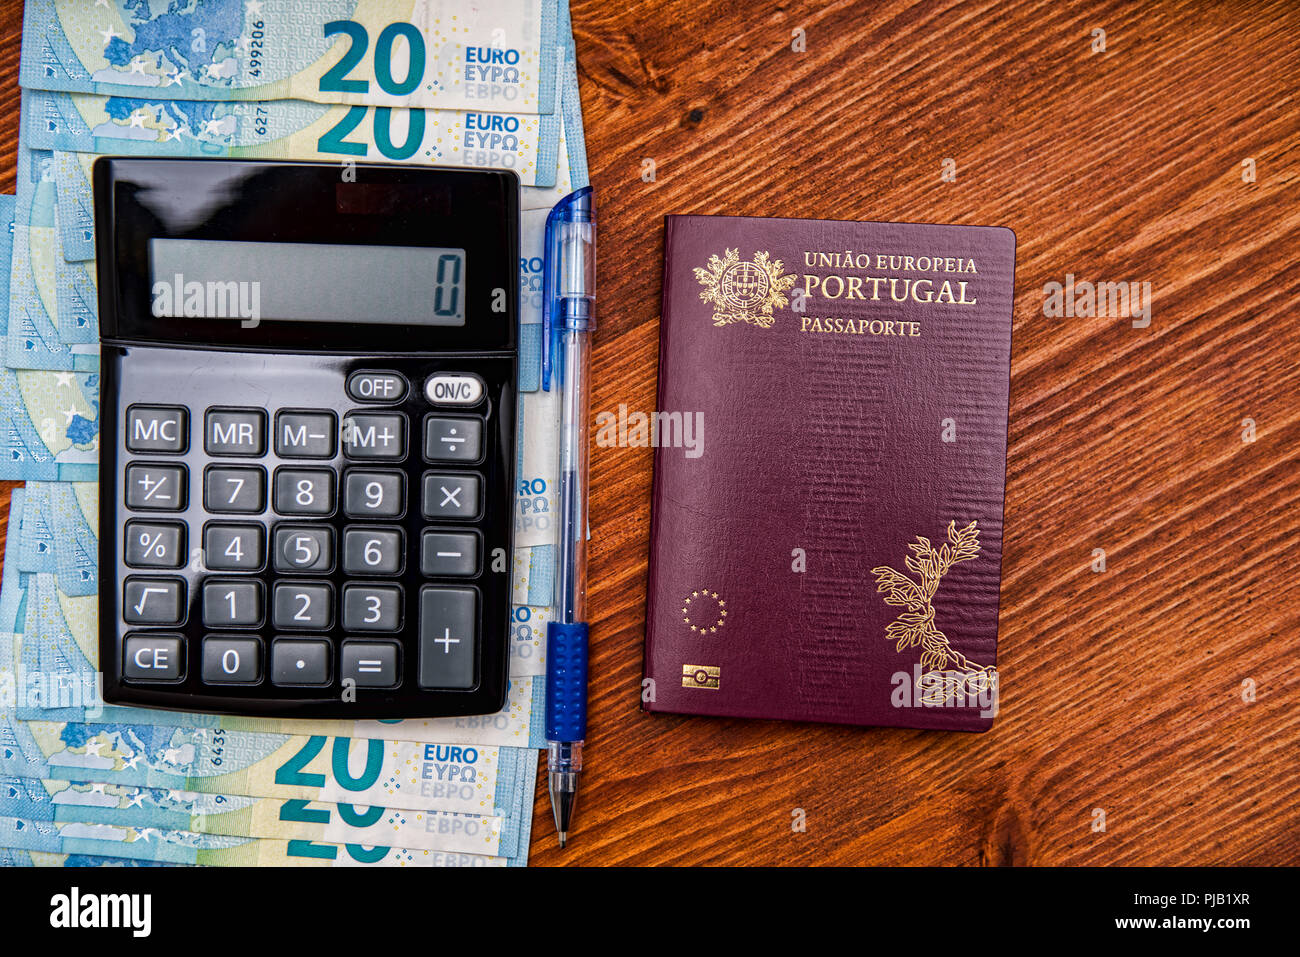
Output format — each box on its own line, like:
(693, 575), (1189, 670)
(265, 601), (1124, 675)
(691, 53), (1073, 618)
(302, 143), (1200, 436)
(870, 520), (998, 705)
(693, 248), (797, 327)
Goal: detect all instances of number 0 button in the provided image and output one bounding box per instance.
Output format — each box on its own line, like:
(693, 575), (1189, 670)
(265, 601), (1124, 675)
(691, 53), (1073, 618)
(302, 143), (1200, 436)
(202, 637), (262, 685)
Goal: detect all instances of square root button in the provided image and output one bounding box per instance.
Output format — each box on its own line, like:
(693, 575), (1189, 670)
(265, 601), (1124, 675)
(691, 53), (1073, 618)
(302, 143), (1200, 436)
(341, 641), (400, 689)
(418, 586), (477, 689)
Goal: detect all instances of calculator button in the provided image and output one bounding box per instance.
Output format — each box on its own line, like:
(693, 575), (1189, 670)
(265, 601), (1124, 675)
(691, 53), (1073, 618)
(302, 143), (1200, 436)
(125, 406), (188, 453)
(123, 634), (185, 682)
(420, 530), (480, 577)
(204, 523), (265, 571)
(201, 637), (262, 685)
(204, 408), (267, 456)
(122, 577), (185, 625)
(343, 470), (405, 518)
(124, 521), (186, 568)
(346, 371), (408, 404)
(272, 581), (333, 630)
(423, 416), (483, 463)
(204, 466), (266, 514)
(271, 639), (331, 687)
(273, 526), (334, 573)
(125, 464), (187, 511)
(273, 468), (335, 516)
(342, 527), (405, 576)
(424, 373), (485, 406)
(202, 580), (263, 628)
(342, 584), (403, 632)
(340, 641), (400, 689)
(422, 473), (481, 520)
(342, 413), (405, 459)
(418, 586), (477, 689)
(275, 411), (337, 458)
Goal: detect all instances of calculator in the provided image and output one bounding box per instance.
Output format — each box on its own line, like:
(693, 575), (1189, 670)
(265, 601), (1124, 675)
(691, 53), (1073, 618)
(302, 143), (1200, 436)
(94, 158), (519, 718)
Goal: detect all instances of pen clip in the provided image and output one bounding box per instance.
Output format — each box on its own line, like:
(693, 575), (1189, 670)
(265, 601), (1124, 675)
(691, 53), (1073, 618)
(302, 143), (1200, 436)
(541, 187), (594, 392)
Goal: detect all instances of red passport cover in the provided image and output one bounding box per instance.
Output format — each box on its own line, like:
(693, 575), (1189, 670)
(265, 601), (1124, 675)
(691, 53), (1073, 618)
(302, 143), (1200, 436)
(644, 215), (1015, 731)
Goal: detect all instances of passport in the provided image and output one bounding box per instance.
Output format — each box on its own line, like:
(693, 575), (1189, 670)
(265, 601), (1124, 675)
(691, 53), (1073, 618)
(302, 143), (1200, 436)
(643, 215), (1016, 731)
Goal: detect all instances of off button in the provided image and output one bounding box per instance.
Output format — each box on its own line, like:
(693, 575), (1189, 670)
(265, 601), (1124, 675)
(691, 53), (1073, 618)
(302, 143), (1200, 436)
(425, 373), (485, 406)
(346, 371), (408, 403)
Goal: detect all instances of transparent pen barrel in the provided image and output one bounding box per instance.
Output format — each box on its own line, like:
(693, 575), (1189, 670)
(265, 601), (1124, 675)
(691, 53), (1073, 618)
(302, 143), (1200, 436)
(555, 323), (591, 624)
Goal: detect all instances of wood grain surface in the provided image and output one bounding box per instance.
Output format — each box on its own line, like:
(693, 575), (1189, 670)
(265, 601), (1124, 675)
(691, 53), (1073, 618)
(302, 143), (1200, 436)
(2, 0), (1297, 866)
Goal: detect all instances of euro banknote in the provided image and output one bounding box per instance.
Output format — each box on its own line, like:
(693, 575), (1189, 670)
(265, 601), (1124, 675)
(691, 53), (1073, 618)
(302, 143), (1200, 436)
(4, 775), (520, 856)
(0, 713), (526, 818)
(28, 89), (561, 188)
(1, 845), (179, 867)
(22, 0), (561, 115)
(0, 815), (518, 866)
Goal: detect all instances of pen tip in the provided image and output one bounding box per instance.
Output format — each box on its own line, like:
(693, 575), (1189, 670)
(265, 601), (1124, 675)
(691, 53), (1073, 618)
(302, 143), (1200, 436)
(557, 832), (567, 849)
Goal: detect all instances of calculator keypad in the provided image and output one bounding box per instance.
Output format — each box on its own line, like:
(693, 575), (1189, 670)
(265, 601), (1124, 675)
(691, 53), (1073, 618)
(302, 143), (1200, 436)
(108, 351), (512, 717)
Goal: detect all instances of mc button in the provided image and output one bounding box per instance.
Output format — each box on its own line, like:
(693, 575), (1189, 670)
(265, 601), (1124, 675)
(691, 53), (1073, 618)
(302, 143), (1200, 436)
(125, 406), (188, 453)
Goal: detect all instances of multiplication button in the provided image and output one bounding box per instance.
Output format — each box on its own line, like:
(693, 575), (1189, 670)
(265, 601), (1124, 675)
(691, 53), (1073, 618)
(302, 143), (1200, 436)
(418, 586), (477, 689)
(421, 473), (481, 520)
(125, 406), (187, 453)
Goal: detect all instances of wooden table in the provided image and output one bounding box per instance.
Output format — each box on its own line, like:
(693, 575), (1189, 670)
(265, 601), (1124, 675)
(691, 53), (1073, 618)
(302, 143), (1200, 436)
(2, 0), (1296, 866)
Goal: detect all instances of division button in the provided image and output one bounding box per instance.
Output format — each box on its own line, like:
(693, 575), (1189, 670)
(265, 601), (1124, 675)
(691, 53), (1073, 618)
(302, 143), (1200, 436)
(125, 406), (188, 453)
(346, 371), (408, 403)
(122, 578), (185, 625)
(122, 634), (184, 682)
(420, 530), (480, 577)
(342, 413), (406, 459)
(418, 586), (477, 689)
(201, 636), (262, 685)
(340, 641), (400, 689)
(423, 416), (483, 463)
(204, 408), (267, 456)
(421, 473), (481, 520)
(271, 639), (331, 687)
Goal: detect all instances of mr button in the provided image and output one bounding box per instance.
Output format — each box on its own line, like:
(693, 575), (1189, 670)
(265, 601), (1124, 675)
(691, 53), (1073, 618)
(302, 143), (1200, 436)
(123, 634), (184, 682)
(205, 408), (266, 456)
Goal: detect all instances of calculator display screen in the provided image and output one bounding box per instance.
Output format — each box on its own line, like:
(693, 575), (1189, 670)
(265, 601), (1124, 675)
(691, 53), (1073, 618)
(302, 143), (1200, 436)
(149, 239), (466, 326)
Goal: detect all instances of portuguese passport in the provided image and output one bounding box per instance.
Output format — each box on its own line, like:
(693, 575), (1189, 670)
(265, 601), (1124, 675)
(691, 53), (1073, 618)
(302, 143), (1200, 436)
(644, 216), (1016, 731)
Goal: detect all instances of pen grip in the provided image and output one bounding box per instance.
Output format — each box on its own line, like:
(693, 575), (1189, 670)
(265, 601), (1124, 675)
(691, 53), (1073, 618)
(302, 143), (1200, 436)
(545, 621), (588, 742)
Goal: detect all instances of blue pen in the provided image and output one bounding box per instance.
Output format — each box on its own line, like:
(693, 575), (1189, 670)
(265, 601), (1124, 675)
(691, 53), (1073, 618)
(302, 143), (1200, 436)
(541, 187), (595, 848)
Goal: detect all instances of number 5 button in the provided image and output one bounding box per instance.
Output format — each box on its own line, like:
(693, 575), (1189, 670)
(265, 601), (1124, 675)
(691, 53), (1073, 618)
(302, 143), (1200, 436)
(273, 526), (334, 573)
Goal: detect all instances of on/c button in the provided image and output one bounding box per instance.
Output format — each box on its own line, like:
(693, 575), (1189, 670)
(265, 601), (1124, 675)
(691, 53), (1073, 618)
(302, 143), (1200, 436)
(123, 634), (185, 682)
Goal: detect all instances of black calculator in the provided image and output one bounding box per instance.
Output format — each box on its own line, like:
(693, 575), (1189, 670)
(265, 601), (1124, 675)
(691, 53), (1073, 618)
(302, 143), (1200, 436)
(94, 158), (518, 718)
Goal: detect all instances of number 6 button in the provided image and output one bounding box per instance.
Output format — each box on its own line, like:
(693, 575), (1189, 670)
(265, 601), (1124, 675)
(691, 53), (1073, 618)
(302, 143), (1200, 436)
(342, 527), (404, 575)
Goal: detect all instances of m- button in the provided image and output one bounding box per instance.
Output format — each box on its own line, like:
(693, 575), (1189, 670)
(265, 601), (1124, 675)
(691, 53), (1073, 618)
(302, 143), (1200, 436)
(126, 405), (188, 453)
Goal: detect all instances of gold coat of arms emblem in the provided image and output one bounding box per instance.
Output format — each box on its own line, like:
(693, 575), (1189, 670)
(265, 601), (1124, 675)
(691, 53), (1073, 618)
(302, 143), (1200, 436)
(693, 248), (796, 327)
